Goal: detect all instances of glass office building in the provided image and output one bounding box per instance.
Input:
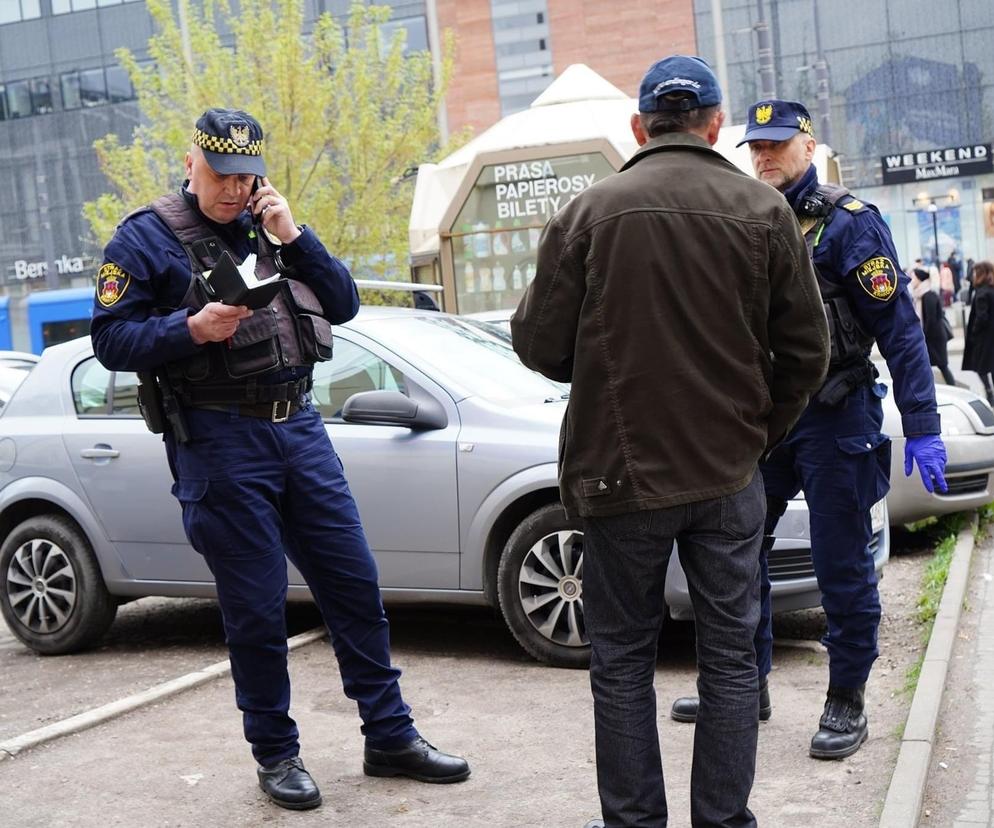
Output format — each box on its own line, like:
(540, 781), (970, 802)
(0, 0), (429, 295)
(694, 0), (994, 266)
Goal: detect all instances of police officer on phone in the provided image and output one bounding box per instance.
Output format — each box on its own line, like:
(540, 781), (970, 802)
(670, 100), (948, 759)
(91, 108), (469, 810)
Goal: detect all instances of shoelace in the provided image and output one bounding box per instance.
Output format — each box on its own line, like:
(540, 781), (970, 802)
(820, 697), (859, 733)
(265, 756), (305, 782)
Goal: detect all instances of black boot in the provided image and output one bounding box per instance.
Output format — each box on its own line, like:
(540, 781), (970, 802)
(670, 677), (772, 723)
(809, 685), (868, 759)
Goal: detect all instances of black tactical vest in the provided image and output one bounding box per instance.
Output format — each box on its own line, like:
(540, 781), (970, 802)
(801, 184), (875, 372)
(147, 194), (333, 396)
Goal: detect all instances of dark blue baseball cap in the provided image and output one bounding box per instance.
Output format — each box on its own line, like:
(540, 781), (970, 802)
(637, 55), (722, 113)
(736, 99), (814, 146)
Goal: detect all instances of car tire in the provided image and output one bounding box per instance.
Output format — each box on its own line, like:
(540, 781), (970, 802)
(497, 503), (591, 669)
(0, 515), (117, 655)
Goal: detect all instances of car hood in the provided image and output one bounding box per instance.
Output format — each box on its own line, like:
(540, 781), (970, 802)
(456, 395), (567, 431)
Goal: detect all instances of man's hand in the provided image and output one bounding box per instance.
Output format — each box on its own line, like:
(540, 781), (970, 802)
(188, 302), (253, 345)
(251, 177), (301, 244)
(904, 434), (948, 493)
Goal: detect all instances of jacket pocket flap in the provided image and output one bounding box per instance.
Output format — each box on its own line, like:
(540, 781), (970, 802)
(171, 477), (208, 503)
(286, 280), (324, 314)
(229, 309), (278, 347)
(836, 433), (889, 455)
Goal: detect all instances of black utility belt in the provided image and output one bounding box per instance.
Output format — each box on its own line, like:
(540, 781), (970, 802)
(177, 376), (313, 406)
(191, 399), (303, 423)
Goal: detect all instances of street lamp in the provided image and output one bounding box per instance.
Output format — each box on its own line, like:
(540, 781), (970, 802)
(911, 193), (959, 267)
(927, 203), (940, 271)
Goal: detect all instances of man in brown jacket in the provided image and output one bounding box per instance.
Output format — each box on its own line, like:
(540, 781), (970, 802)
(511, 56), (829, 828)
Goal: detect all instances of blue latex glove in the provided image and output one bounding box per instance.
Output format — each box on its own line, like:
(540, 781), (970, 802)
(904, 434), (948, 494)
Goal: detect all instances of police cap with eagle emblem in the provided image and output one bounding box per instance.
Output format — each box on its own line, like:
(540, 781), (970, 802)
(192, 108), (266, 176)
(736, 99), (815, 146)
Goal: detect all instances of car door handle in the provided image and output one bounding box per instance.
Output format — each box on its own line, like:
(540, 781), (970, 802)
(80, 446), (120, 459)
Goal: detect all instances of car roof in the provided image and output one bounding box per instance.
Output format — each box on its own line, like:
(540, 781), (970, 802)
(0, 350), (39, 363)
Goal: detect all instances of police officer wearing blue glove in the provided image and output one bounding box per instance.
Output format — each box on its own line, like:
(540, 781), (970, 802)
(91, 108), (469, 810)
(670, 100), (947, 759)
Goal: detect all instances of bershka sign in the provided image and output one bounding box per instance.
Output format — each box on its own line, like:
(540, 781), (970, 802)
(7, 254), (86, 280)
(881, 144), (992, 184)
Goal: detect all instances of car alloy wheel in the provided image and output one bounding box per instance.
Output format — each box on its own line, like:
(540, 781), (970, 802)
(518, 529), (586, 647)
(497, 503), (591, 668)
(0, 515), (117, 654)
(6, 537), (78, 634)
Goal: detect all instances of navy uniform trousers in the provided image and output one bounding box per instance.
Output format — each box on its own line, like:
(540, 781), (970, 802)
(755, 383), (890, 687)
(165, 400), (417, 765)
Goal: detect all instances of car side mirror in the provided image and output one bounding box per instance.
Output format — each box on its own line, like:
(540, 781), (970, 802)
(341, 390), (447, 430)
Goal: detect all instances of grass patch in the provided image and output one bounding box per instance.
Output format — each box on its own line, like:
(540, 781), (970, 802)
(902, 511), (971, 693)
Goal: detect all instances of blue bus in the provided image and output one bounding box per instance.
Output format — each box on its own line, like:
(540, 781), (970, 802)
(0, 297), (11, 351)
(0, 288), (94, 355)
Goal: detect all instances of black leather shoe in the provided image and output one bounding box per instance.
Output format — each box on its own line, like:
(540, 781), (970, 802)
(670, 677), (772, 723)
(257, 756), (322, 810)
(810, 685), (868, 759)
(364, 736), (470, 783)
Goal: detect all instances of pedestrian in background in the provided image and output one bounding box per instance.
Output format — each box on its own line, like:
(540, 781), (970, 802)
(670, 99), (947, 762)
(912, 268), (957, 385)
(512, 57), (829, 828)
(963, 260), (994, 405)
(940, 258), (955, 307)
(91, 107), (468, 812)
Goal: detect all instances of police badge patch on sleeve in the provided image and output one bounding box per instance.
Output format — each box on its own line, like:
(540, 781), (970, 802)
(854, 256), (897, 302)
(96, 262), (131, 307)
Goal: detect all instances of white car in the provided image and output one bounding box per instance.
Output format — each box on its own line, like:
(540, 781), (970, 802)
(878, 367), (994, 524)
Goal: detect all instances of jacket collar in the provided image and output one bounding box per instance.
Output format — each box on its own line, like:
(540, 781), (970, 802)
(620, 132), (722, 172)
(781, 164), (819, 211)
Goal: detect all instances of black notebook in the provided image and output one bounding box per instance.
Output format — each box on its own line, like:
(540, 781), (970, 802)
(203, 250), (282, 309)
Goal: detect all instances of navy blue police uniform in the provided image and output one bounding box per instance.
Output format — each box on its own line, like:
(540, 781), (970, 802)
(739, 101), (945, 759)
(91, 109), (468, 809)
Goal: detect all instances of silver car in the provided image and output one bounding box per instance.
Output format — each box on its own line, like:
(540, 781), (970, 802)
(0, 308), (887, 667)
(473, 311), (994, 526)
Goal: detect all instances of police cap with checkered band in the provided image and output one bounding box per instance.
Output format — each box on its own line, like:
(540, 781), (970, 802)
(736, 99), (815, 146)
(192, 108), (266, 176)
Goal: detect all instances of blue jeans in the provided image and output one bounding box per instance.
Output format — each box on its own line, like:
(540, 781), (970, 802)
(583, 473), (765, 828)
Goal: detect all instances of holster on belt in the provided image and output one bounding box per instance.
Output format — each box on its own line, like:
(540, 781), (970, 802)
(814, 360), (877, 407)
(136, 369), (190, 443)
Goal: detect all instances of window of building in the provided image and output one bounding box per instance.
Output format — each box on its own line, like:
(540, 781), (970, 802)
(0, 0), (42, 24)
(6, 81), (32, 119)
(380, 15), (429, 54)
(105, 65), (133, 103)
(80, 68), (107, 106)
(54, 0), (145, 12)
(30, 78), (53, 115)
(0, 86), (7, 121)
(60, 72), (81, 109)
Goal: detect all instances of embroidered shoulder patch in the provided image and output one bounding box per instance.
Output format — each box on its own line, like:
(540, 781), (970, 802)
(842, 199), (865, 211)
(96, 262), (131, 307)
(854, 256), (897, 302)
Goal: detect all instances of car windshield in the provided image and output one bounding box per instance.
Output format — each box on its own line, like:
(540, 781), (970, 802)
(363, 315), (570, 404)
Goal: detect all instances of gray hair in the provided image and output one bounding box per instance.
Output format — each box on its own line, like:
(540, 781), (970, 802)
(640, 95), (720, 137)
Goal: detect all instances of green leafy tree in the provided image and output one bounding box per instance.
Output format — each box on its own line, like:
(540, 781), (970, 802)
(84, 0), (461, 286)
